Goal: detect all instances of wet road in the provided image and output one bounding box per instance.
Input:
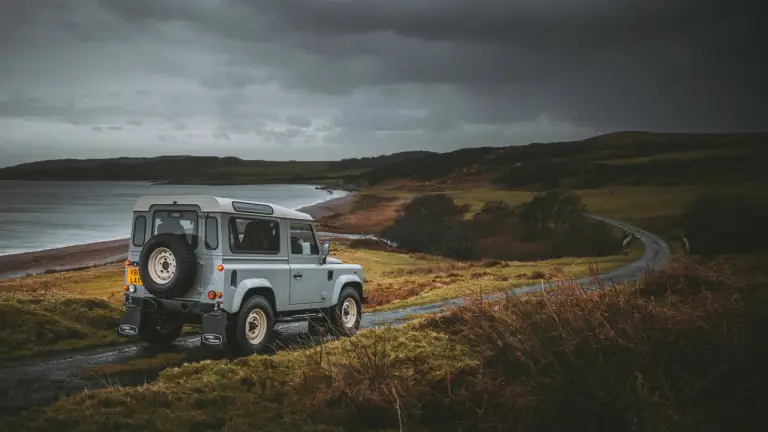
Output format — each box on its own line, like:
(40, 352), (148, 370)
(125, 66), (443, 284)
(0, 214), (670, 414)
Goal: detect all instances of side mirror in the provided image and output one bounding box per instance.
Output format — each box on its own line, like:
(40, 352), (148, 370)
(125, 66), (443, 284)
(320, 240), (331, 264)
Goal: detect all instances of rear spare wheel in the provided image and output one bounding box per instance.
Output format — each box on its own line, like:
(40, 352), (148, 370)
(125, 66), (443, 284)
(139, 233), (197, 298)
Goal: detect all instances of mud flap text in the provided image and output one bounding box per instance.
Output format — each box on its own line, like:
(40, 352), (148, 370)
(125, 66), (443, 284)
(201, 310), (228, 350)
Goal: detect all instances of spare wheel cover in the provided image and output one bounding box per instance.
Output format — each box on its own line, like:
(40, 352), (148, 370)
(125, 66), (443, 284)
(139, 234), (197, 298)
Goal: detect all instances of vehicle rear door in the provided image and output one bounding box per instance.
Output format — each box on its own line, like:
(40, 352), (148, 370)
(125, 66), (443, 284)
(146, 206), (202, 300)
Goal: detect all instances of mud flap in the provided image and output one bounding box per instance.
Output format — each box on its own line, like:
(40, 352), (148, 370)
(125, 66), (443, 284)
(117, 306), (142, 339)
(201, 310), (228, 350)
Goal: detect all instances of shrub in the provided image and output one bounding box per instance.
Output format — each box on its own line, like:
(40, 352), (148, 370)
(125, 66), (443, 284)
(384, 191), (622, 261)
(516, 189), (586, 231)
(381, 194), (470, 258)
(681, 195), (768, 256)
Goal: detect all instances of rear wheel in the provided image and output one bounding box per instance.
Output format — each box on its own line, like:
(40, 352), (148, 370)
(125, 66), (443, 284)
(232, 296), (276, 356)
(139, 313), (183, 347)
(328, 287), (362, 337)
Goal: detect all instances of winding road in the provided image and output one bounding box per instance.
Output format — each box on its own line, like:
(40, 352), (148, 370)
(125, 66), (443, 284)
(0, 214), (671, 415)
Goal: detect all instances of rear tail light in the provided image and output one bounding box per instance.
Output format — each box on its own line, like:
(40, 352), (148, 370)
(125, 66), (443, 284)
(207, 291), (216, 300)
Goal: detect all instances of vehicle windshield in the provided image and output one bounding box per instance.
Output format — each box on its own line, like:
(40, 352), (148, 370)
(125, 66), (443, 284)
(153, 210), (198, 248)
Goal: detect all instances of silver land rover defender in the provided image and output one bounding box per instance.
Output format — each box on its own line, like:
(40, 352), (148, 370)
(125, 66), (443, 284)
(117, 196), (366, 355)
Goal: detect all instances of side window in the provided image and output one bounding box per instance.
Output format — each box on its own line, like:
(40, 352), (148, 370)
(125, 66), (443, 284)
(229, 217), (280, 254)
(205, 217), (218, 250)
(153, 210), (198, 249)
(290, 221), (319, 256)
(132, 215), (146, 247)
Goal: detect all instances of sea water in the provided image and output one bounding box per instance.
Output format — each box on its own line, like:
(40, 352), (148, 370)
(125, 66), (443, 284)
(0, 181), (348, 256)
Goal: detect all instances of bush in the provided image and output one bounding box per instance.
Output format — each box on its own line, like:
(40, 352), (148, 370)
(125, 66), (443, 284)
(383, 191), (623, 261)
(381, 194), (470, 258)
(516, 189), (586, 231)
(681, 195), (768, 256)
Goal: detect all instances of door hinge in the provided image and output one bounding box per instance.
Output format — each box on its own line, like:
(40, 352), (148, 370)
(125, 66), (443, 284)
(321, 292), (328, 300)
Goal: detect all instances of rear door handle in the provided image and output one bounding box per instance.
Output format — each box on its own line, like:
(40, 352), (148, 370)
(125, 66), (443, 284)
(293, 272), (302, 279)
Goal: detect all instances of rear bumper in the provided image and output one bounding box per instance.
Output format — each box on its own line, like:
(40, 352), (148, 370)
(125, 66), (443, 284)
(125, 295), (216, 315)
(118, 296), (227, 350)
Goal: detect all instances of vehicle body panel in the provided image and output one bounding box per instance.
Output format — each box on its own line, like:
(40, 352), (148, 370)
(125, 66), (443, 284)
(121, 195), (365, 337)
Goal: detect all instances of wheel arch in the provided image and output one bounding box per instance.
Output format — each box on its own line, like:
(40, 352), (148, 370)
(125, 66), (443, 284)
(332, 274), (364, 305)
(229, 279), (276, 314)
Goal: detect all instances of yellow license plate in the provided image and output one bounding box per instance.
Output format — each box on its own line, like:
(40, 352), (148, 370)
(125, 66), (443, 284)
(127, 267), (143, 285)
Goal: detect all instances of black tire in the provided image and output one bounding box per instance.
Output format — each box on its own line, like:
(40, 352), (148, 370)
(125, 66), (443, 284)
(232, 296), (276, 356)
(328, 286), (362, 337)
(139, 313), (183, 347)
(139, 233), (197, 299)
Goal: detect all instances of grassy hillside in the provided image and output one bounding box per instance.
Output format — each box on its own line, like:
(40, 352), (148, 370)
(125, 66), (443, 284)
(359, 132), (768, 189)
(3, 132), (766, 190)
(0, 242), (636, 360)
(8, 254), (768, 431)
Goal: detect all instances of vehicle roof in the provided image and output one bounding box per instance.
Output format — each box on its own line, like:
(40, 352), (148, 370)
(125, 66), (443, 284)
(132, 196), (314, 221)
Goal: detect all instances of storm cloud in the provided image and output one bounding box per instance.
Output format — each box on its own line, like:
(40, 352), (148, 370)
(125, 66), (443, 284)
(0, 0), (765, 166)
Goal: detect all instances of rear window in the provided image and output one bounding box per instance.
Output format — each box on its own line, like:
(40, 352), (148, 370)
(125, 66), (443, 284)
(205, 216), (219, 250)
(132, 215), (146, 247)
(153, 210), (198, 248)
(229, 217), (280, 254)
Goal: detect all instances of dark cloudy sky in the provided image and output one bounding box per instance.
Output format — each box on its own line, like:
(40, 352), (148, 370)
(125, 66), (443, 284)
(0, 0), (764, 167)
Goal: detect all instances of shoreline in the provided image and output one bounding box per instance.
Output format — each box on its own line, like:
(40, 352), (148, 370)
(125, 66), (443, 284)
(0, 191), (357, 281)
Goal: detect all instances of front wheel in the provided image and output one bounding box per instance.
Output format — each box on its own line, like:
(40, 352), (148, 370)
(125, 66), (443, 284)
(328, 287), (362, 337)
(232, 296), (276, 356)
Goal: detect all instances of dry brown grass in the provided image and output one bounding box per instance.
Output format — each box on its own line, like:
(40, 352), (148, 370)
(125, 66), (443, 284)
(0, 292), (124, 360)
(365, 256), (629, 311)
(0, 238), (636, 361)
(9, 255), (768, 431)
(0, 266), (127, 360)
(317, 194), (408, 234)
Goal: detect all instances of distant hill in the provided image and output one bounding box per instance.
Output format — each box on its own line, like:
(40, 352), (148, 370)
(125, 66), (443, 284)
(356, 132), (768, 189)
(0, 151), (436, 185)
(2, 132), (766, 189)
